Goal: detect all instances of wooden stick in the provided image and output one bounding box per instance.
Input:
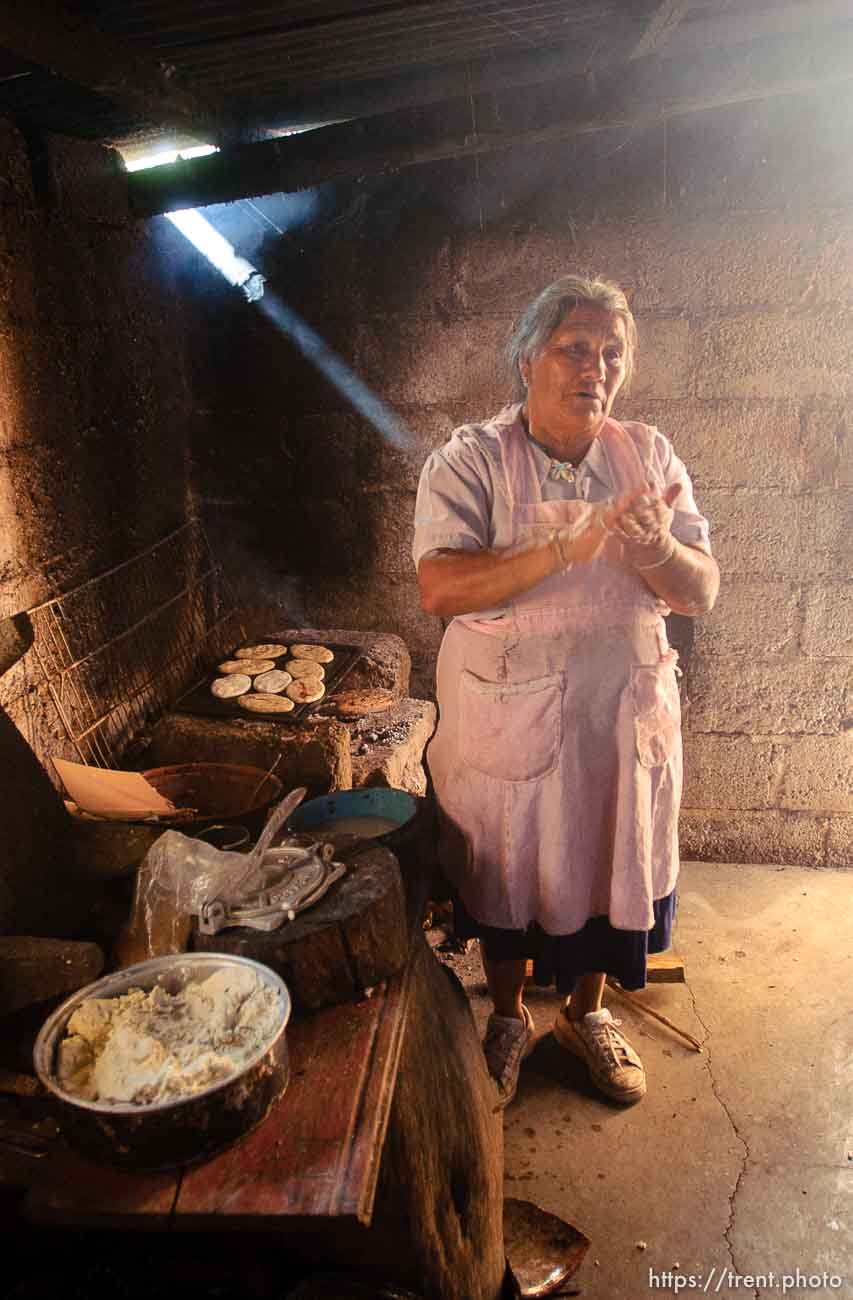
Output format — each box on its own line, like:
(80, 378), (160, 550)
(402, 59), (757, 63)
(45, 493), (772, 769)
(606, 979), (703, 1052)
(248, 751), (283, 809)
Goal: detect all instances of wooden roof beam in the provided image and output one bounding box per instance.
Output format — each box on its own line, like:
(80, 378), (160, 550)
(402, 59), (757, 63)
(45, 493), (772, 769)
(0, 0), (251, 147)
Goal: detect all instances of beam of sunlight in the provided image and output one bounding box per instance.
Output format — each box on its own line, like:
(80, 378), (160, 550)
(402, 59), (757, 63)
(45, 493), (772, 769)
(167, 210), (410, 448)
(166, 209), (266, 301)
(257, 292), (410, 449)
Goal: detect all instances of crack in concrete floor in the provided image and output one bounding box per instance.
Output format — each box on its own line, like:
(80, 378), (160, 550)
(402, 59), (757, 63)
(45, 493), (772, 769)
(437, 860), (853, 1299)
(685, 971), (758, 1299)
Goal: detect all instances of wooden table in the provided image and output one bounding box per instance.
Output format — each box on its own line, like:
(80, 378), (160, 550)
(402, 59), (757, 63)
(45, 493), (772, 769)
(19, 943), (414, 1234)
(7, 860), (507, 1299)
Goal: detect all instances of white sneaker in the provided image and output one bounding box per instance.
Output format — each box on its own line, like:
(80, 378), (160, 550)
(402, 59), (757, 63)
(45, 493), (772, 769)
(553, 1007), (646, 1104)
(483, 1004), (536, 1109)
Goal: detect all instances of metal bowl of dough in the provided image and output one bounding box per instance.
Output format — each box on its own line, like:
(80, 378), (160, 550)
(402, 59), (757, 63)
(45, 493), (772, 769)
(33, 953), (291, 1172)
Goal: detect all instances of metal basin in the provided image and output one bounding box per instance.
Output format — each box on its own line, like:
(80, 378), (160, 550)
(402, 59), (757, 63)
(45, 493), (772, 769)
(61, 765), (282, 881)
(142, 762), (283, 836)
(33, 953), (291, 1172)
(288, 786), (418, 849)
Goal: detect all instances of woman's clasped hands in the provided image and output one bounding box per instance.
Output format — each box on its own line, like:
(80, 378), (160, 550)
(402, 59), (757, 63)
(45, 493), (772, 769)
(552, 481), (682, 570)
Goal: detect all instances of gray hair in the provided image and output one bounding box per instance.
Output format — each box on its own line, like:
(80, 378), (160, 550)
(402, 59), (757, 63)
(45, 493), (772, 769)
(507, 274), (637, 397)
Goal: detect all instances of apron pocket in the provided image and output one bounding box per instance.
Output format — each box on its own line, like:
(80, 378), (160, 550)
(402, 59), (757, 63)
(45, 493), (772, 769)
(458, 670), (562, 782)
(631, 654), (681, 768)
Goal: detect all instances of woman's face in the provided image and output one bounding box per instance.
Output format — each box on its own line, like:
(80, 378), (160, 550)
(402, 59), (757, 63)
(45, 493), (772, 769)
(521, 305), (629, 442)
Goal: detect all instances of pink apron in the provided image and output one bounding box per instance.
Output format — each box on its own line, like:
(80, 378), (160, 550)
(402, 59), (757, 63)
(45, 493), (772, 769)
(427, 412), (682, 934)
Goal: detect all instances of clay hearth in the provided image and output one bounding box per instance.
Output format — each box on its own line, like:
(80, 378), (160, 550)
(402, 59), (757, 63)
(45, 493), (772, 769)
(146, 629), (434, 797)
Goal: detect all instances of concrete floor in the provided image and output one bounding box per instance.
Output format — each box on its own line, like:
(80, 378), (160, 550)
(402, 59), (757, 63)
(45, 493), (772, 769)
(443, 861), (853, 1300)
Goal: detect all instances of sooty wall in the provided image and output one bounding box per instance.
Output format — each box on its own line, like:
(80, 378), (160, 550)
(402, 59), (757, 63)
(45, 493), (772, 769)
(0, 121), (207, 930)
(199, 84), (852, 870)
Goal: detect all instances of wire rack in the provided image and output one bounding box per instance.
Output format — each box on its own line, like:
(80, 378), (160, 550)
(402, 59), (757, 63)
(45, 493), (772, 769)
(27, 518), (245, 768)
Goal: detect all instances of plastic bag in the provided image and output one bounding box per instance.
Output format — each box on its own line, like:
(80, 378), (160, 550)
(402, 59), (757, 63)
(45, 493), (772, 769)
(114, 831), (269, 966)
(113, 790), (307, 966)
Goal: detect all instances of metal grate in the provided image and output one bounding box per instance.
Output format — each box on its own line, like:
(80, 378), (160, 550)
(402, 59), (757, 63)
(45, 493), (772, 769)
(27, 518), (244, 768)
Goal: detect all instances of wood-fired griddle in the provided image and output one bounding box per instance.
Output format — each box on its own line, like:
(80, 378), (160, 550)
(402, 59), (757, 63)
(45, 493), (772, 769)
(174, 640), (362, 725)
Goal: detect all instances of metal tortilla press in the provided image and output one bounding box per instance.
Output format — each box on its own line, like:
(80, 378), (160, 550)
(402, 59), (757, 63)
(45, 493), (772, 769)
(196, 840), (347, 934)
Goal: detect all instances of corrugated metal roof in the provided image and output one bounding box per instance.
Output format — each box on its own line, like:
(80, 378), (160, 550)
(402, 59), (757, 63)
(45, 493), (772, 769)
(0, 47), (142, 141)
(0, 0), (842, 161)
(108, 0), (614, 77)
(0, 0), (652, 155)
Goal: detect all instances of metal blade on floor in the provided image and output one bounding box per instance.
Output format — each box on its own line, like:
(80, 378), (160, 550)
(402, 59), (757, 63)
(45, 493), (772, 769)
(503, 1197), (590, 1298)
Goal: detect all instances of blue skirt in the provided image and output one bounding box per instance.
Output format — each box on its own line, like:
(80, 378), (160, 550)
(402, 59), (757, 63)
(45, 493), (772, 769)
(452, 890), (677, 994)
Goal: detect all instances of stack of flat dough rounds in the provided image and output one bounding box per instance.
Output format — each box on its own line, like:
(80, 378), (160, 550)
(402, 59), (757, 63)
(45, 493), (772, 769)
(285, 644), (333, 703)
(210, 641), (335, 710)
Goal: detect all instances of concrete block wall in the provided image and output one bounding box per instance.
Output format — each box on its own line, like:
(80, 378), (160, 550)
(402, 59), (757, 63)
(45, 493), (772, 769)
(228, 82), (853, 868)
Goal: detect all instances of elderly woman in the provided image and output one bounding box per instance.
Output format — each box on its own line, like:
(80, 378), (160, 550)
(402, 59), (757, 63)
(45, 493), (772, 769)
(413, 275), (718, 1109)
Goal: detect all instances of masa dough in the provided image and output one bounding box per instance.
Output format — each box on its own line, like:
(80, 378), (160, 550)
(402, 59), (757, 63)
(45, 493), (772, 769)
(56, 966), (282, 1106)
